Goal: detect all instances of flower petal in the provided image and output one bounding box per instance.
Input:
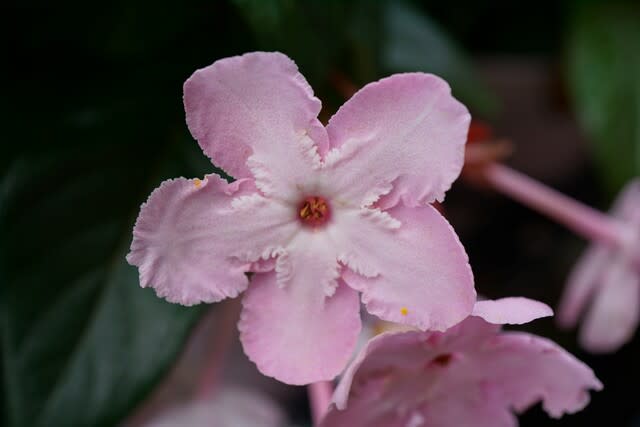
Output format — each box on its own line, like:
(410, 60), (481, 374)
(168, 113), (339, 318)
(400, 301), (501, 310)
(557, 243), (611, 329)
(333, 317), (601, 426)
(580, 259), (640, 352)
(558, 178), (640, 329)
(472, 297), (553, 325)
(184, 52), (328, 199)
(407, 388), (517, 427)
(126, 175), (297, 305)
(238, 269), (361, 385)
(333, 376), (517, 427)
(332, 331), (442, 410)
(472, 332), (603, 418)
(616, 178), (640, 224)
(325, 73), (470, 208)
(336, 204), (475, 331)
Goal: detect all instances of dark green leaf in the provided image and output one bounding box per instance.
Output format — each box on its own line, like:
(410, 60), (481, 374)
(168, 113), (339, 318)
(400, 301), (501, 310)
(1, 1), (254, 422)
(1, 96), (207, 427)
(567, 2), (640, 194)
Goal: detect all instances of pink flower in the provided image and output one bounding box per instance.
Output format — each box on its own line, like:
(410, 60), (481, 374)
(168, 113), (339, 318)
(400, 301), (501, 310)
(127, 52), (475, 385)
(322, 298), (602, 427)
(144, 387), (285, 427)
(558, 179), (640, 353)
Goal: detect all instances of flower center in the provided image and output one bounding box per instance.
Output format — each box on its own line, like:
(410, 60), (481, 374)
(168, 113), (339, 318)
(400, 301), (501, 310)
(298, 196), (331, 227)
(432, 353), (453, 366)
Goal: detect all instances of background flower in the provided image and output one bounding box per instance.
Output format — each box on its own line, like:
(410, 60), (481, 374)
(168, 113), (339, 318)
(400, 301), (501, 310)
(323, 299), (601, 427)
(143, 387), (285, 427)
(558, 179), (640, 352)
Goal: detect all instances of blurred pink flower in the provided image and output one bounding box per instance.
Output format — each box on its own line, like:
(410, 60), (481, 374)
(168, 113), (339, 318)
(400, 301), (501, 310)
(558, 179), (640, 352)
(322, 298), (601, 427)
(144, 387), (285, 427)
(127, 52), (475, 384)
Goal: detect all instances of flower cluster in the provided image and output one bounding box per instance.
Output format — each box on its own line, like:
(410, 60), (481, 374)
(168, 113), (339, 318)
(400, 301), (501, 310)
(128, 52), (602, 425)
(558, 179), (640, 352)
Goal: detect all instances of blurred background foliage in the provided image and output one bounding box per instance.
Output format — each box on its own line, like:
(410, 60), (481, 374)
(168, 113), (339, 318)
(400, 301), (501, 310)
(2, 0), (639, 426)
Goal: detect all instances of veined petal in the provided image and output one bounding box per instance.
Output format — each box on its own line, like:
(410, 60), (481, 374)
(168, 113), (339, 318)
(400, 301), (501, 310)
(184, 52), (328, 200)
(239, 272), (361, 385)
(126, 175), (296, 305)
(580, 259), (640, 352)
(325, 73), (470, 208)
(335, 204), (475, 331)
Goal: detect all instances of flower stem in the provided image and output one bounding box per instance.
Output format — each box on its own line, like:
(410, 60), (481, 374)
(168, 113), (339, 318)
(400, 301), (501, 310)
(308, 381), (333, 426)
(482, 163), (628, 249)
(196, 298), (241, 399)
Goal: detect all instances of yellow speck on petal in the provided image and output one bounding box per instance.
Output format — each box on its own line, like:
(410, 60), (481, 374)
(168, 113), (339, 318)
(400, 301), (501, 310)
(400, 307), (409, 316)
(193, 178), (202, 188)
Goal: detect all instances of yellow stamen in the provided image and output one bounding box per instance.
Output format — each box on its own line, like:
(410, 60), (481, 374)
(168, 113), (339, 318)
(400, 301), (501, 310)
(193, 178), (202, 188)
(400, 307), (409, 316)
(300, 203), (311, 218)
(298, 196), (331, 227)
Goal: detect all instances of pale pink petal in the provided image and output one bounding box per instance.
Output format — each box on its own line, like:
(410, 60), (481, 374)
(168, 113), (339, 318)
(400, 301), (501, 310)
(325, 73), (470, 208)
(558, 178), (640, 329)
(613, 178), (640, 224)
(335, 203), (475, 331)
(333, 319), (499, 411)
(417, 386), (518, 427)
(331, 317), (601, 426)
(557, 243), (611, 328)
(126, 175), (297, 305)
(184, 52), (328, 199)
(332, 331), (440, 410)
(472, 297), (553, 325)
(272, 231), (344, 295)
(580, 259), (640, 352)
(353, 374), (517, 427)
(239, 263), (361, 385)
(474, 332), (603, 418)
(434, 315), (503, 350)
(441, 319), (602, 418)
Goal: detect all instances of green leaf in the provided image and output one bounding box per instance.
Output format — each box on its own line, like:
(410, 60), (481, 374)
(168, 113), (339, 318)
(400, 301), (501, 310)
(2, 1), (258, 424)
(381, 0), (498, 117)
(1, 95), (207, 427)
(567, 2), (640, 194)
